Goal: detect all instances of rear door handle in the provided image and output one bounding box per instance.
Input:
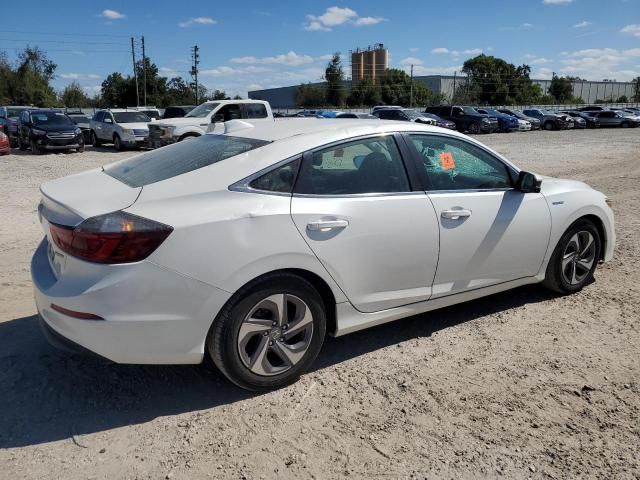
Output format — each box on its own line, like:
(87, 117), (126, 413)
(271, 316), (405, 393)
(306, 219), (349, 231)
(441, 209), (472, 220)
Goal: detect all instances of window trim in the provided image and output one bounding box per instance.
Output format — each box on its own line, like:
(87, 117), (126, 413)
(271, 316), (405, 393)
(228, 154), (302, 197)
(292, 132), (419, 198)
(401, 132), (520, 193)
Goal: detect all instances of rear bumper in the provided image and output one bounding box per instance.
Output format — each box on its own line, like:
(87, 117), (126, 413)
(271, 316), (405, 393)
(32, 238), (231, 364)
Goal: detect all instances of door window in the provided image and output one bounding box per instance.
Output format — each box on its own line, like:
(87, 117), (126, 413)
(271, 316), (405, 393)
(410, 134), (513, 191)
(294, 136), (410, 195)
(250, 159), (300, 193)
(217, 104), (242, 122)
(245, 104), (268, 119)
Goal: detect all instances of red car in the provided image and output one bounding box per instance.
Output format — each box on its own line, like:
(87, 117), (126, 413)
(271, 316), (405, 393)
(0, 131), (10, 155)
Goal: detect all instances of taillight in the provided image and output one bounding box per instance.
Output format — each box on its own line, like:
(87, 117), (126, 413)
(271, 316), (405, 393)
(49, 211), (173, 264)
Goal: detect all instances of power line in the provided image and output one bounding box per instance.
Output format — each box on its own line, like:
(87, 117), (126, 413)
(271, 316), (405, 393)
(0, 30), (131, 37)
(0, 38), (127, 46)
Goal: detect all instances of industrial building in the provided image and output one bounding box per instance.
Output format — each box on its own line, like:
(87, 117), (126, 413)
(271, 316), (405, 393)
(350, 44), (388, 84)
(249, 75), (637, 109)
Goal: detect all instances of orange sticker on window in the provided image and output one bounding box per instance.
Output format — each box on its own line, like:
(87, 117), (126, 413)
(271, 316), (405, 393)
(439, 152), (455, 170)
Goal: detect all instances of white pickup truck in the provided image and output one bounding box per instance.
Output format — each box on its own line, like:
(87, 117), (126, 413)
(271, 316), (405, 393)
(148, 100), (274, 147)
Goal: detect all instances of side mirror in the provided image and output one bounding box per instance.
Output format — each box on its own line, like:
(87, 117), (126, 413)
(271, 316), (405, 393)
(104, 117), (113, 124)
(212, 113), (225, 123)
(517, 171), (541, 193)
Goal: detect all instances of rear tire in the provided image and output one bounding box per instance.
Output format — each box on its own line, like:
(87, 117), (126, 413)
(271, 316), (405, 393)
(621, 122), (630, 128)
(542, 219), (601, 294)
(208, 272), (327, 391)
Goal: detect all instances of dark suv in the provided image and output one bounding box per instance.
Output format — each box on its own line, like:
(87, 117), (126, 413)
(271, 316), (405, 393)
(17, 109), (85, 154)
(424, 105), (498, 134)
(522, 109), (568, 131)
(372, 108), (436, 124)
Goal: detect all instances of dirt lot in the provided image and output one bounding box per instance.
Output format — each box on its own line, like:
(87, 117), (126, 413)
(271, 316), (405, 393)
(1, 129), (639, 480)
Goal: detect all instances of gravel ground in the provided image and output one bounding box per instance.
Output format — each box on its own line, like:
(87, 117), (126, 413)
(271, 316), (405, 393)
(0, 129), (639, 479)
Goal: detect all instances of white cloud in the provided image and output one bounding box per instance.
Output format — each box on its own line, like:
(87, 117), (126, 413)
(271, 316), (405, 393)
(178, 17), (216, 28)
(410, 65), (463, 76)
(573, 21), (592, 28)
(317, 54), (335, 61)
(462, 48), (483, 55)
(400, 57), (424, 66)
(533, 68), (554, 79)
(542, 0), (573, 4)
(529, 57), (551, 65)
(230, 51), (314, 66)
(521, 23), (533, 28)
(353, 16), (386, 26)
(100, 9), (125, 20)
(409, 47), (419, 53)
(432, 47), (449, 54)
(558, 47), (640, 80)
(60, 73), (100, 80)
(621, 24), (640, 37)
(304, 6), (385, 31)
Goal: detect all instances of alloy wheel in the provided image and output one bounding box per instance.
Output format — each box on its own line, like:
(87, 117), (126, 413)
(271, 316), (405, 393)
(561, 231), (596, 285)
(237, 293), (314, 376)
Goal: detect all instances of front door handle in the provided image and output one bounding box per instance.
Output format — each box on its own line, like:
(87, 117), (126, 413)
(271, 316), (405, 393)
(306, 219), (349, 231)
(441, 209), (472, 220)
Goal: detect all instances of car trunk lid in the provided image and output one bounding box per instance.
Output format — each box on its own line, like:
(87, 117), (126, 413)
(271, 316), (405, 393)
(40, 167), (142, 227)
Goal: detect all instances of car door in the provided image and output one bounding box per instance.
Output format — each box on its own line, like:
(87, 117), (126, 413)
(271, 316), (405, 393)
(290, 133), (440, 313)
(405, 133), (551, 298)
(101, 113), (114, 140)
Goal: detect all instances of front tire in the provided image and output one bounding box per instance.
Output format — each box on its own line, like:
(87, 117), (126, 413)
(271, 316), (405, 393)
(543, 219), (601, 294)
(18, 135), (27, 151)
(91, 131), (101, 147)
(468, 122), (480, 134)
(543, 121), (554, 131)
(113, 134), (123, 151)
(30, 139), (42, 155)
(208, 272), (327, 391)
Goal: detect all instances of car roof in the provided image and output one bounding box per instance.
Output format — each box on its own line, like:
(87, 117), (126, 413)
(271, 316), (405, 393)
(220, 118), (464, 144)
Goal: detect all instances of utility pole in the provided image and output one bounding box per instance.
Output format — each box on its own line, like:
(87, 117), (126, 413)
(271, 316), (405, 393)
(409, 64), (414, 107)
(131, 37), (139, 107)
(453, 71), (457, 101)
(191, 45), (200, 104)
(141, 35), (147, 106)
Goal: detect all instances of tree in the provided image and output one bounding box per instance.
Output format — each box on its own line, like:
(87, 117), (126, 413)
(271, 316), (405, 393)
(295, 83), (325, 107)
(548, 74), (574, 103)
(346, 78), (381, 107)
(12, 47), (58, 106)
(101, 72), (134, 107)
(61, 81), (90, 107)
(461, 54), (539, 105)
(632, 77), (640, 102)
(378, 68), (435, 106)
(211, 89), (229, 100)
(324, 53), (346, 107)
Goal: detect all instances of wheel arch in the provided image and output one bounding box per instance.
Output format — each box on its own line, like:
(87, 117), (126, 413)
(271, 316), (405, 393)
(580, 214), (607, 261)
(178, 132), (202, 141)
(217, 268), (338, 336)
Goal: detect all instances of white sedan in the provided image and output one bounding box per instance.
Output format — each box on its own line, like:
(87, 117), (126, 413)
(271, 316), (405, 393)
(32, 119), (615, 390)
(516, 119), (532, 131)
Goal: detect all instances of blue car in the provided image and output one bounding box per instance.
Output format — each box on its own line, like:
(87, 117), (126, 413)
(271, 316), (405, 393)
(475, 108), (519, 132)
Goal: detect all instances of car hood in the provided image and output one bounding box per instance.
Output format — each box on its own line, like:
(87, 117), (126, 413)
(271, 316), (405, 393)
(539, 177), (593, 196)
(119, 122), (150, 130)
(153, 117), (207, 128)
(33, 124), (78, 133)
(40, 168), (141, 224)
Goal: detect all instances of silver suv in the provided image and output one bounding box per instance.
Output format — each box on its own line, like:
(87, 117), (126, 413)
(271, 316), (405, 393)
(90, 109), (151, 151)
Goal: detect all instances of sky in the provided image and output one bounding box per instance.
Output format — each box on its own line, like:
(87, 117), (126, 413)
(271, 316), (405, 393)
(3, 0), (640, 98)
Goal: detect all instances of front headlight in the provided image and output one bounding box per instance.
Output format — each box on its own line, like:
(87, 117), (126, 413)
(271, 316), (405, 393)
(31, 128), (46, 135)
(482, 118), (490, 123)
(122, 128), (134, 135)
(74, 127), (82, 134)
